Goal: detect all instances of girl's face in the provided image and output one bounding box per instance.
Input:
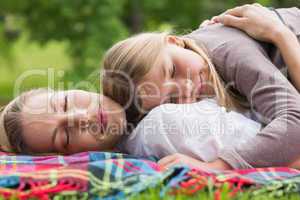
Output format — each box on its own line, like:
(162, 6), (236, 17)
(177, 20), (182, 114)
(138, 37), (215, 111)
(21, 90), (126, 154)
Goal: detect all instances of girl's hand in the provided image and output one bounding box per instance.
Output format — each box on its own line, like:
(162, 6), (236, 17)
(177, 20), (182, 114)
(211, 3), (289, 43)
(158, 153), (232, 171)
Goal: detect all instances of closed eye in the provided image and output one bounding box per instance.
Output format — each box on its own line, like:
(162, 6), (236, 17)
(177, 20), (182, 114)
(64, 95), (70, 148)
(64, 95), (68, 112)
(170, 64), (176, 78)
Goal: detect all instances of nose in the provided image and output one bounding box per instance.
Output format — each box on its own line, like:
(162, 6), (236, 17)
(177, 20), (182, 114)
(64, 109), (90, 128)
(177, 78), (195, 103)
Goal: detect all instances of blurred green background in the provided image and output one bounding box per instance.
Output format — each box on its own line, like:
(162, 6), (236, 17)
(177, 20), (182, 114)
(0, 0), (299, 105)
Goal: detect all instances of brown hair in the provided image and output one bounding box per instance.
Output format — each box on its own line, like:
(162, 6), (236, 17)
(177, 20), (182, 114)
(1, 88), (48, 153)
(1, 96), (26, 153)
(102, 32), (240, 129)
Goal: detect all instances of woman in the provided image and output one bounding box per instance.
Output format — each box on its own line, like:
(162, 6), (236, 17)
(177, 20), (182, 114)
(0, 88), (260, 160)
(2, 88), (300, 170)
(0, 89), (126, 154)
(102, 5), (300, 170)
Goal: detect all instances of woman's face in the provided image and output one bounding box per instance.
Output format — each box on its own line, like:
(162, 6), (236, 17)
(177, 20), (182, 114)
(137, 37), (215, 111)
(21, 90), (126, 154)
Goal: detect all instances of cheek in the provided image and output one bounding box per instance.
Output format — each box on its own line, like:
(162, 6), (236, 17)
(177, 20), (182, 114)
(176, 55), (204, 76)
(176, 63), (201, 79)
(22, 124), (53, 152)
(70, 133), (100, 152)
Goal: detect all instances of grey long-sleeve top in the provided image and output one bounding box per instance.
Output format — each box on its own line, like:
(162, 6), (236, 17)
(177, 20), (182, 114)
(185, 7), (300, 169)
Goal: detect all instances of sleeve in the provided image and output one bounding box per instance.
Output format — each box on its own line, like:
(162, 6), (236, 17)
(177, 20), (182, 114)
(125, 104), (180, 159)
(213, 39), (300, 169)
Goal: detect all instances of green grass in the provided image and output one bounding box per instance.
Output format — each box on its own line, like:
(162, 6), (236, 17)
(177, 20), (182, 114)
(131, 185), (300, 200)
(1, 183), (300, 199)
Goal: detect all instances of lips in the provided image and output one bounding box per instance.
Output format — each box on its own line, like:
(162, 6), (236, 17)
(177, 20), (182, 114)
(97, 106), (108, 133)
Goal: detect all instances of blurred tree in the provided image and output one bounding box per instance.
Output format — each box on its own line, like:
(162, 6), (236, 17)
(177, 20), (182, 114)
(124, 0), (299, 33)
(0, 0), (128, 83)
(0, 0), (299, 84)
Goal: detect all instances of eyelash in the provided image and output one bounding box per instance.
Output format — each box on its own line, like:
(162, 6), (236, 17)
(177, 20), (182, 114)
(64, 95), (70, 148)
(170, 64), (176, 78)
(64, 95), (68, 112)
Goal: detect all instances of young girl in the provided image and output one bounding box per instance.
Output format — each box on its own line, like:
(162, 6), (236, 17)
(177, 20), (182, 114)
(0, 89), (126, 154)
(102, 5), (300, 170)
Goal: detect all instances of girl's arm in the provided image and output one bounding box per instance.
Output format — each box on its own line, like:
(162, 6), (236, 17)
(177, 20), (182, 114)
(212, 4), (300, 92)
(188, 5), (300, 169)
(272, 28), (300, 92)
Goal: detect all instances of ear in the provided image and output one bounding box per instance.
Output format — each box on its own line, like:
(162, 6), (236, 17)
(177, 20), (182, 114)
(166, 35), (185, 48)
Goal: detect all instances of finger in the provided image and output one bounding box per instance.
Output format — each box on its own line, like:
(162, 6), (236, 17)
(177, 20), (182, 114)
(200, 20), (216, 27)
(224, 6), (246, 17)
(211, 10), (227, 22)
(213, 14), (245, 29)
(207, 20), (217, 25)
(212, 7), (243, 21)
(157, 155), (176, 166)
(200, 20), (210, 27)
(211, 16), (220, 22)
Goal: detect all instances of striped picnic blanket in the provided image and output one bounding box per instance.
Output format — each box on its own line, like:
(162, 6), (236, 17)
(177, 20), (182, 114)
(174, 167), (300, 198)
(0, 151), (300, 199)
(0, 151), (174, 199)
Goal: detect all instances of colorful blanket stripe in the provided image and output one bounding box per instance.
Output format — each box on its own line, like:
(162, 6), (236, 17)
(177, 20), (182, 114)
(0, 151), (299, 199)
(175, 167), (300, 198)
(0, 152), (183, 200)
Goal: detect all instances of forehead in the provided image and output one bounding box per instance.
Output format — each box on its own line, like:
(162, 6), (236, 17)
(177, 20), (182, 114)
(22, 90), (100, 114)
(22, 90), (53, 114)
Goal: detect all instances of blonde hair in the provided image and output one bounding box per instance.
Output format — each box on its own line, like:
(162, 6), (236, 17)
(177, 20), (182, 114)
(102, 32), (238, 126)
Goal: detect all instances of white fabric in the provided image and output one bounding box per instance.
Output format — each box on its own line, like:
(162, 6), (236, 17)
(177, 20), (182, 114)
(123, 99), (261, 162)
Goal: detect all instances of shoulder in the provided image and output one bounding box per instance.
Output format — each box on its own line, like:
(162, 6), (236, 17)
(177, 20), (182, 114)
(185, 24), (270, 80)
(185, 24), (262, 52)
(277, 7), (300, 35)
